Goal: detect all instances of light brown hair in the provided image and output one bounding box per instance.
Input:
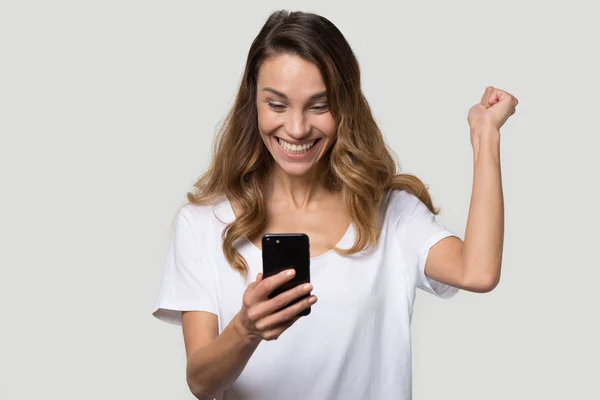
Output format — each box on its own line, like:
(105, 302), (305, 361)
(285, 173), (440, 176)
(184, 10), (439, 276)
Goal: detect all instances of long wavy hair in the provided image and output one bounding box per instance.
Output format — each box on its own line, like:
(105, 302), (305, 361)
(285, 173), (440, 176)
(184, 10), (440, 277)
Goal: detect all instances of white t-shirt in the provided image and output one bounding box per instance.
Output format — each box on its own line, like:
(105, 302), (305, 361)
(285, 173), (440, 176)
(153, 189), (460, 400)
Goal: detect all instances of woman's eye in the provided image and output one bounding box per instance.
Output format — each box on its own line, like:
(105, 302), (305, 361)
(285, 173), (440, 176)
(266, 101), (328, 112)
(268, 102), (285, 111)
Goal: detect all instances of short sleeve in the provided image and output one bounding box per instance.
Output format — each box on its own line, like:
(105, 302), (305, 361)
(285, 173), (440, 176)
(152, 207), (218, 326)
(394, 191), (460, 299)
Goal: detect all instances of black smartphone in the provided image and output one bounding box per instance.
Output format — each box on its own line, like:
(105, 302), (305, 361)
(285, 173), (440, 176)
(262, 233), (311, 316)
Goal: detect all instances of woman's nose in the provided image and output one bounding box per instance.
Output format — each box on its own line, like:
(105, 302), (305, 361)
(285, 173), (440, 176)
(284, 111), (310, 139)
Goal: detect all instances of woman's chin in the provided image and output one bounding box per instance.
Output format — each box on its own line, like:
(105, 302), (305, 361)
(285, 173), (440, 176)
(273, 159), (318, 178)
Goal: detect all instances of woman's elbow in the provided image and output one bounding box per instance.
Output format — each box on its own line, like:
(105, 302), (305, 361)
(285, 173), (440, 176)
(187, 373), (217, 400)
(463, 269), (501, 293)
(188, 383), (216, 400)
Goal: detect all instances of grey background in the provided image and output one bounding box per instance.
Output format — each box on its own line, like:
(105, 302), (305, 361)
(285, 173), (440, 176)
(1, 0), (599, 398)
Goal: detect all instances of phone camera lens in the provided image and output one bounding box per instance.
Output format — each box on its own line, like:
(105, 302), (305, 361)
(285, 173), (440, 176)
(276, 239), (280, 244)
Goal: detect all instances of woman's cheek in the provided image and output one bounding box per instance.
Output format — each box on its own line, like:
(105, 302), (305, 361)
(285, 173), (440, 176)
(316, 114), (337, 137)
(257, 109), (282, 133)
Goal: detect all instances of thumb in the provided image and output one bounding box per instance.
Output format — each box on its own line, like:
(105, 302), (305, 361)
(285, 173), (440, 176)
(490, 95), (514, 117)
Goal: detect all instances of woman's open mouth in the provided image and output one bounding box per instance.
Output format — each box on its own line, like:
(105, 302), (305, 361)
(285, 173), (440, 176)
(276, 137), (321, 156)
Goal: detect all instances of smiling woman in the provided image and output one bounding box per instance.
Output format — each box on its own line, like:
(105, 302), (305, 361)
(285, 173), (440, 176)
(179, 11), (443, 274)
(152, 8), (514, 400)
(257, 55), (335, 173)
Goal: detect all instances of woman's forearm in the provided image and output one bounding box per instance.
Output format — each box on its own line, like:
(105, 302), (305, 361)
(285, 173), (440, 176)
(462, 127), (504, 291)
(186, 313), (260, 400)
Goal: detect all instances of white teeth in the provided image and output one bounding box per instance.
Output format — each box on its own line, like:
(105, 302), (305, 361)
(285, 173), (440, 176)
(277, 138), (317, 154)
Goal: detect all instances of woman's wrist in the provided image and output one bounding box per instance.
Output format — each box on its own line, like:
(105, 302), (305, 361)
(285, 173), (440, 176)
(231, 312), (262, 347)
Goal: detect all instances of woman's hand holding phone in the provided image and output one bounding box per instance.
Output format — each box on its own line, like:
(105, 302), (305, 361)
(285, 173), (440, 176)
(234, 269), (317, 343)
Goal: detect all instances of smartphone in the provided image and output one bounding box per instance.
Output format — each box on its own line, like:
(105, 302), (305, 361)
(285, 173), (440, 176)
(262, 233), (311, 316)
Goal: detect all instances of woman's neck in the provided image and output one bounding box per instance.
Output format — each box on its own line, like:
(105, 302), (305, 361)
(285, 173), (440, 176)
(266, 163), (330, 211)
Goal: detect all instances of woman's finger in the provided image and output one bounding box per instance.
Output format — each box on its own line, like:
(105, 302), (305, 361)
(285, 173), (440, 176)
(261, 315), (301, 341)
(250, 282), (313, 322)
(255, 295), (317, 331)
(252, 269), (296, 300)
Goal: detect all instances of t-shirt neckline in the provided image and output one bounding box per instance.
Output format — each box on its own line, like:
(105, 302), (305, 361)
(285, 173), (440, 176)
(222, 196), (354, 263)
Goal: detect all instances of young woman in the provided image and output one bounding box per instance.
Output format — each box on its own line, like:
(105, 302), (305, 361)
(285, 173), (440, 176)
(153, 10), (518, 400)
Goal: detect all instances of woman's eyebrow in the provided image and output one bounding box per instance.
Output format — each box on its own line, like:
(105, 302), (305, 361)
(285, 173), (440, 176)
(262, 87), (327, 101)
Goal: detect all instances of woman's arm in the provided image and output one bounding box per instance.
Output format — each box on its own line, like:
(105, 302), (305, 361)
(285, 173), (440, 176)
(424, 128), (503, 292)
(183, 312), (260, 400)
(424, 86), (518, 292)
(183, 270), (317, 399)
(461, 127), (504, 291)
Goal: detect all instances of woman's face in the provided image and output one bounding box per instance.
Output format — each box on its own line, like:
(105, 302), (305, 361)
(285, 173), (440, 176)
(256, 54), (336, 178)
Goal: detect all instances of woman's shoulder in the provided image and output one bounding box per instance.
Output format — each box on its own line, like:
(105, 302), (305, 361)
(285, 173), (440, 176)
(380, 189), (432, 230)
(176, 196), (233, 227)
(384, 188), (422, 215)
